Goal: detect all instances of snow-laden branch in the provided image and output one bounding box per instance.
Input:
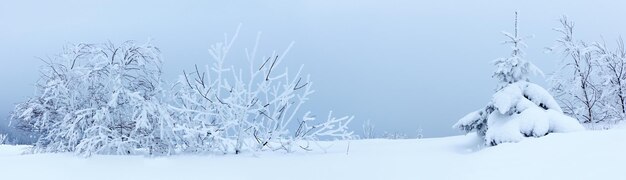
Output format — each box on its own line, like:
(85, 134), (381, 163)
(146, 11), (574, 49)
(548, 16), (626, 124)
(12, 41), (179, 156)
(172, 30), (354, 154)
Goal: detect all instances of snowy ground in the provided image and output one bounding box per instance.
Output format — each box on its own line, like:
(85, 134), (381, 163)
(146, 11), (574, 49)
(1, 129), (625, 180)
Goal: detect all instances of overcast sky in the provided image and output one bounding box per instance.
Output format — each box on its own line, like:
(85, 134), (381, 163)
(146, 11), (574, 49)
(1, 0), (625, 137)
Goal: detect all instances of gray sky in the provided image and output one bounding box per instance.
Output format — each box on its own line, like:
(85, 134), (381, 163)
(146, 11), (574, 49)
(1, 0), (625, 137)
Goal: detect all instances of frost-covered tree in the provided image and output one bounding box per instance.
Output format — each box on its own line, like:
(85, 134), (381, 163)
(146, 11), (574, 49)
(592, 39), (626, 123)
(362, 119), (375, 139)
(171, 29), (353, 154)
(416, 126), (424, 139)
(12, 42), (178, 156)
(549, 17), (602, 123)
(548, 16), (615, 124)
(454, 13), (583, 145)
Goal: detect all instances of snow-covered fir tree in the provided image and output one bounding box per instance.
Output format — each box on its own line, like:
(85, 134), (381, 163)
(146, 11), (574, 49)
(11, 42), (179, 156)
(454, 12), (583, 145)
(492, 12), (543, 90)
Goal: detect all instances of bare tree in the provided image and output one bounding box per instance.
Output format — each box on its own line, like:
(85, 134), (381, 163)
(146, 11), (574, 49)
(594, 38), (626, 120)
(362, 119), (375, 139)
(549, 16), (606, 123)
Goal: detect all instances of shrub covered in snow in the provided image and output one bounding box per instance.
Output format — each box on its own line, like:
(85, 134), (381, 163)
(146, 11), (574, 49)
(11, 31), (354, 156)
(454, 13), (583, 145)
(171, 29), (354, 154)
(11, 42), (179, 155)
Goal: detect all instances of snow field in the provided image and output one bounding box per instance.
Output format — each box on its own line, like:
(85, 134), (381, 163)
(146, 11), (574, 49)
(1, 129), (625, 180)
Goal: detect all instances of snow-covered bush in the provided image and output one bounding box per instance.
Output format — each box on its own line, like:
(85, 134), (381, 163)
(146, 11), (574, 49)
(172, 29), (353, 154)
(11, 42), (178, 156)
(454, 13), (583, 145)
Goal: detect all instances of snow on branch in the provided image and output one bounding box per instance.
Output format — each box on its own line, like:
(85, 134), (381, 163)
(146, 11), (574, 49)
(172, 29), (354, 154)
(12, 41), (178, 156)
(548, 16), (625, 124)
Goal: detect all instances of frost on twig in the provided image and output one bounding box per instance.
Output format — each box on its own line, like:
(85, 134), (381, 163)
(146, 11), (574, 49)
(172, 28), (354, 154)
(12, 41), (178, 156)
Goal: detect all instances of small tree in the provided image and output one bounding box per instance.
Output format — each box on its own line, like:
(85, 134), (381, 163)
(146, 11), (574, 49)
(454, 13), (583, 145)
(456, 12), (541, 136)
(362, 119), (375, 139)
(416, 126), (424, 139)
(12, 41), (178, 156)
(590, 39), (626, 124)
(172, 29), (353, 154)
(549, 16), (611, 123)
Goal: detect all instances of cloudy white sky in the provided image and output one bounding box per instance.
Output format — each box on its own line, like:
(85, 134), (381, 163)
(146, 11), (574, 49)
(1, 0), (625, 137)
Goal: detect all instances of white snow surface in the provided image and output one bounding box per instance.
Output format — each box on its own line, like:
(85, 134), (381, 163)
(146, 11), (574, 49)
(2, 129), (625, 180)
